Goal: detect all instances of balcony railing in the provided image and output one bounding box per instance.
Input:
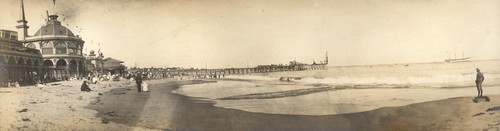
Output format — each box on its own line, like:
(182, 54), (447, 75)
(0, 44), (42, 56)
(40, 66), (70, 70)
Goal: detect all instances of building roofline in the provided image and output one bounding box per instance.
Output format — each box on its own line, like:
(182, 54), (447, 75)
(22, 36), (84, 43)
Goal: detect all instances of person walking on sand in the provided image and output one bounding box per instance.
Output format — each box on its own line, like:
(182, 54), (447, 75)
(135, 73), (143, 92)
(476, 68), (485, 97)
(81, 81), (92, 92)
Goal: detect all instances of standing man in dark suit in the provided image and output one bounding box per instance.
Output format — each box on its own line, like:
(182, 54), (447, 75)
(135, 72), (143, 92)
(476, 68), (485, 97)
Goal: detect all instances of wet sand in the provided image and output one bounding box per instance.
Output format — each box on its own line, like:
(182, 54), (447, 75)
(90, 79), (500, 130)
(218, 86), (333, 100)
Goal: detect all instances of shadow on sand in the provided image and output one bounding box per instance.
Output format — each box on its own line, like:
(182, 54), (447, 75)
(86, 85), (151, 127)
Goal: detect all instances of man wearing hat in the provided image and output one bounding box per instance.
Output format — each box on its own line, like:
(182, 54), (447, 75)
(135, 72), (143, 92)
(476, 68), (485, 97)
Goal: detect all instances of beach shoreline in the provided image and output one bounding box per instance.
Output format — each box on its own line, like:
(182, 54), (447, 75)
(92, 79), (500, 130)
(1, 78), (499, 130)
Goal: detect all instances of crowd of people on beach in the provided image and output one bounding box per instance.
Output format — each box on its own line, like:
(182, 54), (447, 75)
(123, 70), (227, 81)
(0, 71), (123, 88)
(1, 74), (76, 88)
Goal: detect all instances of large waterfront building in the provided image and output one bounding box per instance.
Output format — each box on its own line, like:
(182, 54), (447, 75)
(0, 0), (127, 87)
(0, 30), (43, 86)
(16, 0), (85, 80)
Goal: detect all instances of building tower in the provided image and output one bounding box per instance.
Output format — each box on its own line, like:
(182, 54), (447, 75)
(16, 0), (29, 41)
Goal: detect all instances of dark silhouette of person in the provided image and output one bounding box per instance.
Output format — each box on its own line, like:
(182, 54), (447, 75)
(476, 68), (485, 97)
(135, 73), (143, 92)
(80, 81), (92, 92)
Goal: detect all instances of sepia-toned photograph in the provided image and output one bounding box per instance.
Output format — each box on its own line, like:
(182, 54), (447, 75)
(1, 0), (499, 130)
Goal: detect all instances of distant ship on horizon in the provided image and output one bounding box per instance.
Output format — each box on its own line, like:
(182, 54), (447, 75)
(445, 57), (471, 63)
(445, 50), (471, 63)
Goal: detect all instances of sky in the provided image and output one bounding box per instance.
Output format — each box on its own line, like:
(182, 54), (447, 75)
(1, 0), (499, 68)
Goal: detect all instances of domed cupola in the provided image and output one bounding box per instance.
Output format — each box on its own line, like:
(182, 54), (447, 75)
(33, 15), (75, 37)
(24, 13), (85, 56)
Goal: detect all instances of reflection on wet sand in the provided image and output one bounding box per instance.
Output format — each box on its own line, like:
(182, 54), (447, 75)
(90, 80), (500, 130)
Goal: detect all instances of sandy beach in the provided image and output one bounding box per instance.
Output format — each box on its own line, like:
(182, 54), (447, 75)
(2, 78), (498, 130)
(0, 79), (156, 130)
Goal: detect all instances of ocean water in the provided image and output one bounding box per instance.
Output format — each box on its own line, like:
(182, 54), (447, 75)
(229, 60), (500, 88)
(173, 60), (500, 115)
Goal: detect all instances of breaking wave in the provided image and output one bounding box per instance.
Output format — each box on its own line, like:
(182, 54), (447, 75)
(225, 73), (500, 88)
(299, 74), (476, 85)
(225, 75), (278, 81)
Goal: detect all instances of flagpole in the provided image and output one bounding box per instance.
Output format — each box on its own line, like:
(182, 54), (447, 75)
(52, 0), (56, 14)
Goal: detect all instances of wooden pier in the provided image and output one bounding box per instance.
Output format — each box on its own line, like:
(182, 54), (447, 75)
(135, 52), (329, 79)
(157, 63), (327, 78)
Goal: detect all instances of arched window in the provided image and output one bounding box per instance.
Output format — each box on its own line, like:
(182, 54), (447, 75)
(27, 43), (36, 49)
(55, 41), (67, 54)
(77, 48), (81, 55)
(42, 42), (53, 54)
(68, 42), (77, 54)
